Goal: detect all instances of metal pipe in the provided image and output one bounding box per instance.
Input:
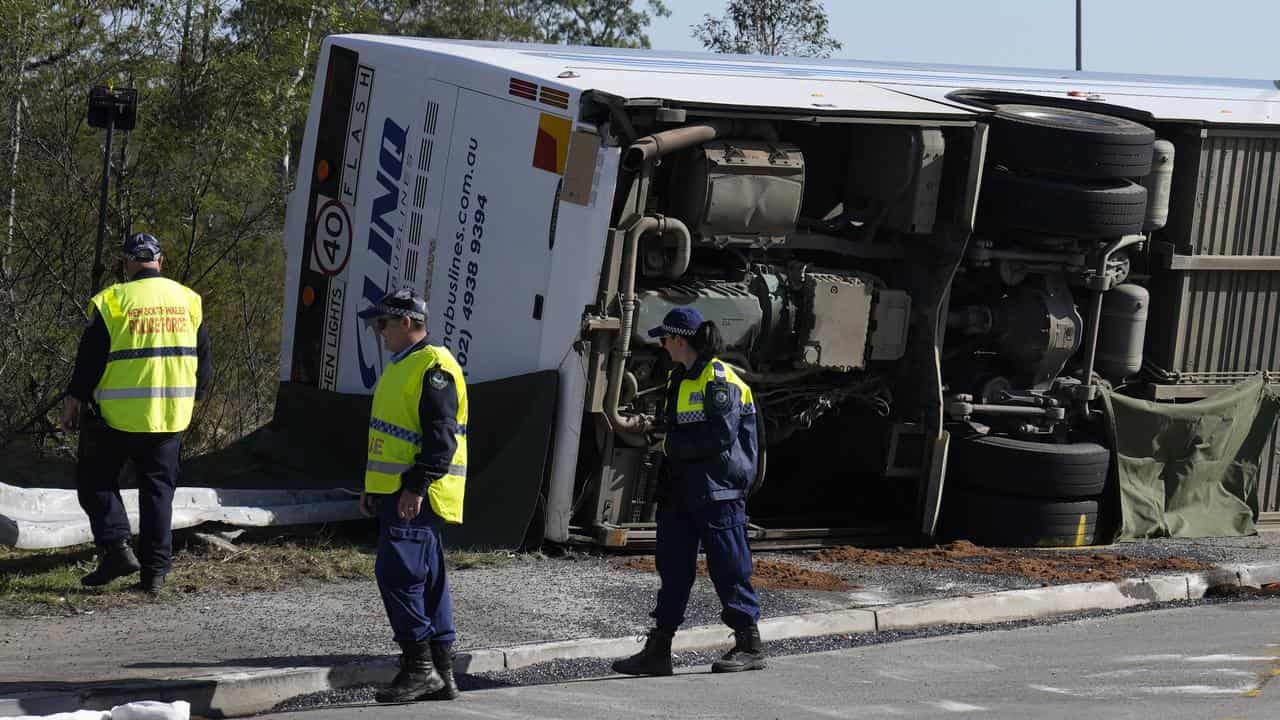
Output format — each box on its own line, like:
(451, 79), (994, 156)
(1080, 234), (1145, 391)
(620, 371), (639, 405)
(623, 122), (729, 172)
(91, 118), (115, 293)
(968, 246), (1087, 265)
(1075, 0), (1083, 71)
(966, 404), (1055, 418)
(657, 215), (691, 279)
(604, 216), (660, 434)
(622, 119), (776, 173)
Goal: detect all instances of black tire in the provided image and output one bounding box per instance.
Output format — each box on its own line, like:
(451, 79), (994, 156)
(949, 434), (1110, 498)
(943, 490), (1099, 548)
(979, 170), (1147, 237)
(987, 104), (1155, 179)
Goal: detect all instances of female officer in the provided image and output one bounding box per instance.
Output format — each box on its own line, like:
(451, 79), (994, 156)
(612, 306), (765, 677)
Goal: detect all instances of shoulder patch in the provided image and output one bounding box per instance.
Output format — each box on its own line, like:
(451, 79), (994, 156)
(706, 381), (732, 415)
(428, 369), (449, 390)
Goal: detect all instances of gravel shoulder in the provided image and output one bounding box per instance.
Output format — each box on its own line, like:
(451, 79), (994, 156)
(2, 533), (1277, 696)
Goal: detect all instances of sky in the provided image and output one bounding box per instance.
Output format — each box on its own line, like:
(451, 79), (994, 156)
(642, 0), (1278, 82)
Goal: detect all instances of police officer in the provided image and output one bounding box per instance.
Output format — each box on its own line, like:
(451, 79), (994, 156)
(613, 306), (766, 677)
(357, 287), (467, 703)
(60, 232), (211, 594)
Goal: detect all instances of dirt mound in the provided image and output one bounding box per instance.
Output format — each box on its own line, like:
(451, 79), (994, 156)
(813, 541), (1210, 584)
(616, 557), (851, 592)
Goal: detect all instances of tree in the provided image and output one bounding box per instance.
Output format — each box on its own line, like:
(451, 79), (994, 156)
(366, 0), (539, 41)
(692, 0), (841, 58)
(530, 0), (670, 48)
(0, 0), (672, 458)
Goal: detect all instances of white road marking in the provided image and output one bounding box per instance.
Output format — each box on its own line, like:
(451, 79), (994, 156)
(1113, 653), (1278, 664)
(1029, 684), (1089, 697)
(929, 700), (988, 712)
(1138, 683), (1259, 695)
(1085, 668), (1256, 679)
(1185, 654), (1278, 663)
(1112, 654), (1185, 663)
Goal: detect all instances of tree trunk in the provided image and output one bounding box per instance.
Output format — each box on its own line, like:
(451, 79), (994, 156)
(280, 2), (318, 191)
(3, 13), (25, 293)
(179, 0), (194, 108)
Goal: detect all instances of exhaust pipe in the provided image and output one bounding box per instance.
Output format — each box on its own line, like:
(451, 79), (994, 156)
(622, 120), (778, 173)
(604, 216), (660, 434)
(657, 215), (691, 279)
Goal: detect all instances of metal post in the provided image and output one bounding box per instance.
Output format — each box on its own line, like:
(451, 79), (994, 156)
(91, 115), (114, 293)
(1075, 0), (1083, 71)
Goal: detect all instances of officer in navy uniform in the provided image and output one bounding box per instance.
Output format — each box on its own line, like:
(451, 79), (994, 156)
(612, 306), (766, 677)
(357, 287), (468, 703)
(60, 232), (211, 595)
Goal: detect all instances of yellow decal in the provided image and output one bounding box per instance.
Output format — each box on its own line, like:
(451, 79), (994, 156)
(533, 113), (572, 175)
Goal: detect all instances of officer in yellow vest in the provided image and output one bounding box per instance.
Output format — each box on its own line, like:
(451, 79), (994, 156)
(356, 287), (467, 703)
(613, 307), (765, 677)
(59, 232), (210, 595)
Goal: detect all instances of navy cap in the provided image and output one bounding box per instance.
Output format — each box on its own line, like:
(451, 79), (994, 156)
(123, 232), (162, 261)
(357, 286), (428, 322)
(647, 306), (705, 338)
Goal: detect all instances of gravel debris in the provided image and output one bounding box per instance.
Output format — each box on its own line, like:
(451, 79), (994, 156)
(7, 534), (1277, 695)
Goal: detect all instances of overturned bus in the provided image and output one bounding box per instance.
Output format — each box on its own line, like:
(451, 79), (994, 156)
(275, 35), (1280, 549)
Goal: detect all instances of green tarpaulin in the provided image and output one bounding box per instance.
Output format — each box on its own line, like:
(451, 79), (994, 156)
(1101, 375), (1280, 539)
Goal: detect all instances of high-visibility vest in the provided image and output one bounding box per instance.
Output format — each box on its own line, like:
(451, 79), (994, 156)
(672, 358), (755, 426)
(89, 276), (202, 433)
(365, 344), (467, 524)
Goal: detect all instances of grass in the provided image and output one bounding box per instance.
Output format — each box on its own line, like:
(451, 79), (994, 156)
(0, 524), (518, 617)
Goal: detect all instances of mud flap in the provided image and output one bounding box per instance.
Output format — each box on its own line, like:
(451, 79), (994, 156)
(443, 369), (559, 549)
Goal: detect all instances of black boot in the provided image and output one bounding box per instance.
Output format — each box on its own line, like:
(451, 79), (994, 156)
(81, 541), (141, 587)
(130, 573), (165, 596)
(423, 641), (460, 700)
(376, 640), (445, 703)
(611, 629), (674, 677)
(711, 625), (766, 673)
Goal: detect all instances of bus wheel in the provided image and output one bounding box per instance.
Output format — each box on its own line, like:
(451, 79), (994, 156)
(987, 103), (1156, 179)
(942, 490), (1100, 548)
(949, 433), (1110, 499)
(979, 169), (1147, 238)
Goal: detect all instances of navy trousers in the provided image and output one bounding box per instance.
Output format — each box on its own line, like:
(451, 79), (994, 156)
(75, 414), (180, 578)
(375, 492), (456, 646)
(652, 498), (761, 633)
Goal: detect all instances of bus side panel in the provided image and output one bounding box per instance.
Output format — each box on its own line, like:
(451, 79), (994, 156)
(423, 88), (569, 383)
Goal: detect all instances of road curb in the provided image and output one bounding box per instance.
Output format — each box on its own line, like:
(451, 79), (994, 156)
(4, 560), (1278, 718)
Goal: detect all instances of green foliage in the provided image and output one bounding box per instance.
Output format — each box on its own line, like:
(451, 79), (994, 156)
(529, 0), (670, 48)
(693, 0), (842, 58)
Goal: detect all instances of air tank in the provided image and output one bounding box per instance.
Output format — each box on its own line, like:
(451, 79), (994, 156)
(1141, 140), (1174, 232)
(1096, 283), (1150, 380)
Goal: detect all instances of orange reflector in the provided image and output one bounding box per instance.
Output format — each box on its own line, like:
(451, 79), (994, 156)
(316, 159), (330, 182)
(302, 285), (316, 306)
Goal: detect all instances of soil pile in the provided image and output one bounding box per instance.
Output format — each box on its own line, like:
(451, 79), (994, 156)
(813, 540), (1211, 584)
(617, 557), (852, 592)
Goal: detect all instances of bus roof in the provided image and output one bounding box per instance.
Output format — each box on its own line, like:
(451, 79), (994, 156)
(335, 35), (1280, 126)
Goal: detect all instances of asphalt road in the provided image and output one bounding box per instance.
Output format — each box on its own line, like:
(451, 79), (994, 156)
(260, 598), (1280, 720)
